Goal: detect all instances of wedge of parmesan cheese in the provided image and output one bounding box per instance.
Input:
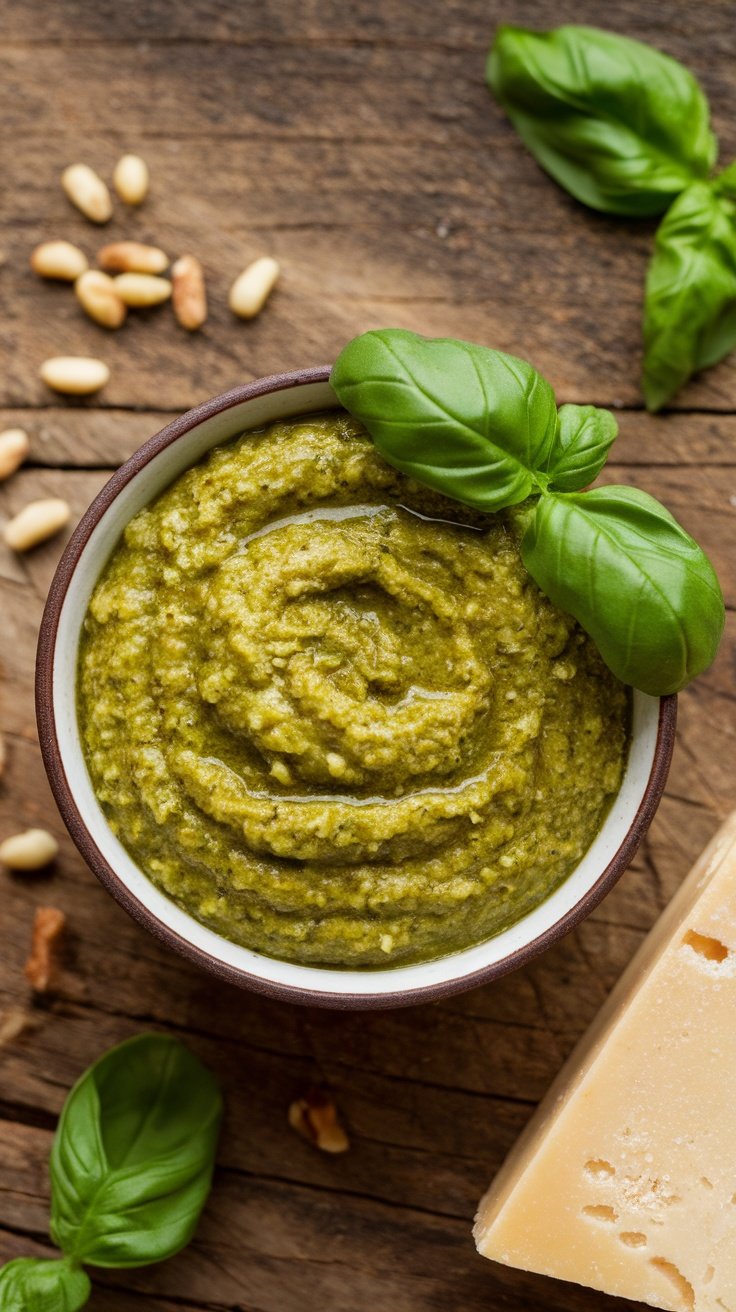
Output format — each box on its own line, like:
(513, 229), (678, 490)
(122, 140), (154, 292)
(475, 811), (736, 1312)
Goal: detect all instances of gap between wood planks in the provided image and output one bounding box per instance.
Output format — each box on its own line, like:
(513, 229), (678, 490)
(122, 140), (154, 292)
(3, 987), (542, 1109)
(0, 1139), (477, 1227)
(2, 35), (492, 52)
(4, 402), (736, 417)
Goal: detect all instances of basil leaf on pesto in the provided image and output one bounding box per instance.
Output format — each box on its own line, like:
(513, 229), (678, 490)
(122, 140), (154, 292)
(643, 181), (736, 411)
(0, 1259), (90, 1312)
(333, 330), (725, 694)
(546, 404), (618, 491)
(331, 329), (558, 511)
(521, 486), (725, 695)
(487, 24), (716, 216)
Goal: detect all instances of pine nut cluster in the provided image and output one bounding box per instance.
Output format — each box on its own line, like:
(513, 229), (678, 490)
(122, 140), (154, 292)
(32, 153), (282, 396)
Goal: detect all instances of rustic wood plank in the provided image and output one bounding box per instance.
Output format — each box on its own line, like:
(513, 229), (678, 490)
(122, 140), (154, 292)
(3, 3), (736, 412)
(3, 0), (736, 68)
(2, 408), (736, 472)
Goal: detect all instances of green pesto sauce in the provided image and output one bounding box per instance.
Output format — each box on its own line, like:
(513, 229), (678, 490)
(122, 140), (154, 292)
(78, 413), (629, 968)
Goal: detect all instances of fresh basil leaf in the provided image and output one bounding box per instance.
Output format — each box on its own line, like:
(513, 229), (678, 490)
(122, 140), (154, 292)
(714, 160), (736, 199)
(642, 182), (736, 410)
(0, 1258), (90, 1312)
(330, 329), (558, 510)
(546, 404), (618, 491)
(50, 1034), (221, 1268)
(488, 25), (716, 216)
(521, 486), (724, 695)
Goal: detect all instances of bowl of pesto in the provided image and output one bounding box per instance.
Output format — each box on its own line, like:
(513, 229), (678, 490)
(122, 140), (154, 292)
(36, 368), (675, 1008)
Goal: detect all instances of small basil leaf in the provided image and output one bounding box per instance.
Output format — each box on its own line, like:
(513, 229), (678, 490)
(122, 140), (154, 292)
(643, 182), (736, 410)
(713, 160), (736, 199)
(547, 404), (618, 491)
(521, 486), (724, 695)
(488, 25), (716, 216)
(50, 1034), (221, 1268)
(330, 329), (558, 510)
(0, 1258), (90, 1312)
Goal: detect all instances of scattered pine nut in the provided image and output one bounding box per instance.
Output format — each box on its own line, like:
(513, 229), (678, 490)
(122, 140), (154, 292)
(30, 240), (88, 281)
(97, 241), (169, 274)
(114, 273), (172, 307)
(40, 356), (110, 395)
(3, 498), (71, 552)
(0, 428), (30, 481)
(75, 270), (127, 329)
(25, 906), (66, 992)
(61, 164), (113, 224)
(0, 828), (59, 871)
(288, 1088), (349, 1153)
(113, 153), (150, 205)
(0, 1007), (31, 1047)
(229, 256), (281, 319)
(172, 255), (207, 330)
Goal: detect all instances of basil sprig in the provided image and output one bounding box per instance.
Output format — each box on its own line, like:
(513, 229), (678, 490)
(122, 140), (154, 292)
(331, 330), (724, 696)
(0, 1034), (222, 1311)
(487, 24), (736, 409)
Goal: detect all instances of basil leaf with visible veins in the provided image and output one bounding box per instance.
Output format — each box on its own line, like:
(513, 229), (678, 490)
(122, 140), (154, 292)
(0, 1259), (90, 1312)
(643, 181), (736, 411)
(488, 24), (716, 216)
(547, 404), (618, 491)
(331, 329), (558, 511)
(521, 485), (725, 695)
(50, 1034), (221, 1268)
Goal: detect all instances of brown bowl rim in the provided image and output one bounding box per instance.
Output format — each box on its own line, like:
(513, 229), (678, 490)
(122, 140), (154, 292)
(35, 366), (678, 1010)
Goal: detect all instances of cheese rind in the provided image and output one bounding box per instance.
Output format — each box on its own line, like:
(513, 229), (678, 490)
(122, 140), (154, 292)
(474, 812), (736, 1312)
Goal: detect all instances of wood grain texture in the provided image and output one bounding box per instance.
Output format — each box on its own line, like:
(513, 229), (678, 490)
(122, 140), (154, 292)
(3, 1), (736, 411)
(1, 1), (735, 1309)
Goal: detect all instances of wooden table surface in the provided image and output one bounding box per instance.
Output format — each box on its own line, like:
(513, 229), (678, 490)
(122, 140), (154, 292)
(1, 2), (735, 1309)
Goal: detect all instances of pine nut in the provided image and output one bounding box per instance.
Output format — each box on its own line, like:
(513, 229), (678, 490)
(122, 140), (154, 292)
(0, 429), (30, 481)
(75, 270), (127, 329)
(113, 154), (149, 205)
(0, 829), (59, 870)
(0, 733), (5, 779)
(229, 257), (281, 319)
(172, 255), (207, 330)
(3, 499), (71, 552)
(0, 1007), (30, 1047)
(61, 164), (113, 224)
(97, 241), (169, 274)
(39, 356), (110, 395)
(113, 273), (172, 307)
(30, 240), (88, 281)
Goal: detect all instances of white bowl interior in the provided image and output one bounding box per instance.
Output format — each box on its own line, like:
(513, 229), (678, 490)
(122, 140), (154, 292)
(52, 379), (661, 999)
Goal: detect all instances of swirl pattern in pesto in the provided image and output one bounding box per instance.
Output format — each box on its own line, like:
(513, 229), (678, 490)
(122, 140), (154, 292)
(78, 413), (629, 967)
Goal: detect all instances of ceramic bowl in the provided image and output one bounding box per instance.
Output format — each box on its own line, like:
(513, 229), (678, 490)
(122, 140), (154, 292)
(35, 368), (677, 1009)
